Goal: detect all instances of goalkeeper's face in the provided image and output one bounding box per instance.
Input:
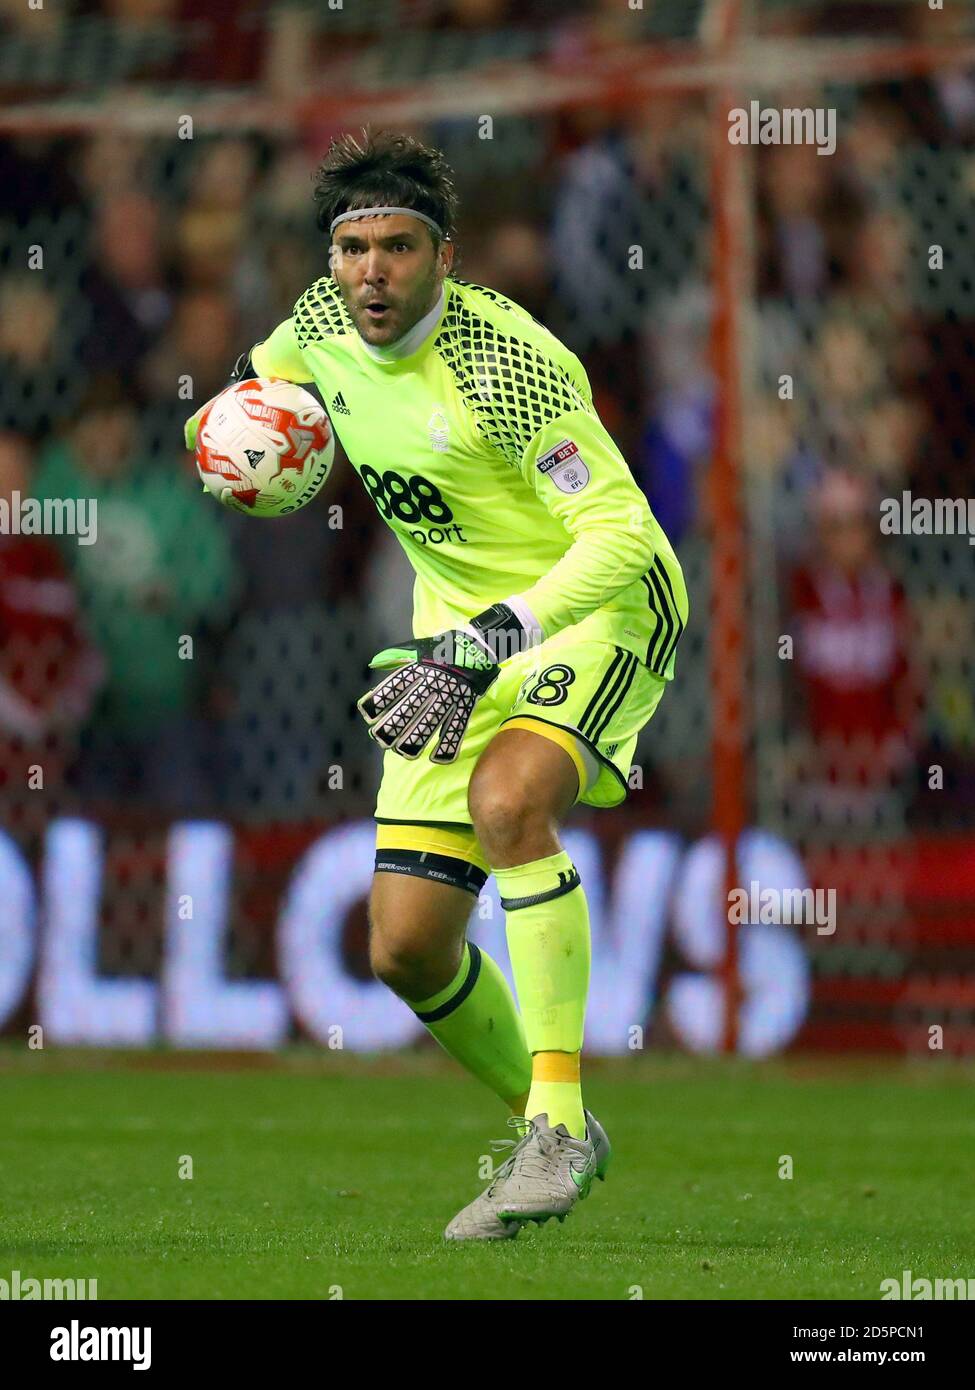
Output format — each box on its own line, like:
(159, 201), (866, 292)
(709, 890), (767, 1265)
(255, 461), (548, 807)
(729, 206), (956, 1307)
(331, 212), (453, 346)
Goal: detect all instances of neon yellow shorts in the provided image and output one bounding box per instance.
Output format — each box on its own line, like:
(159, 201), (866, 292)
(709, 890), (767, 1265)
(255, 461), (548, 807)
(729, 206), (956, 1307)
(374, 634), (667, 890)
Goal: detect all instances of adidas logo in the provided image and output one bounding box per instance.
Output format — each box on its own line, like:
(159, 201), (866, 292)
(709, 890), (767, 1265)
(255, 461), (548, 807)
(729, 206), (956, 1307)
(244, 448), (265, 466)
(331, 392), (351, 415)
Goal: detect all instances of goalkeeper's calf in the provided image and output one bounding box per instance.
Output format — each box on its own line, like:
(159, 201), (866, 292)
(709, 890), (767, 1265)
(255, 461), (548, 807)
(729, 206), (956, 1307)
(368, 725), (578, 1004)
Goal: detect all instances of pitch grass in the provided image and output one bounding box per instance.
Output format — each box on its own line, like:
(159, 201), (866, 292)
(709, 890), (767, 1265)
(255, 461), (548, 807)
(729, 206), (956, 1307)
(1, 1048), (972, 1301)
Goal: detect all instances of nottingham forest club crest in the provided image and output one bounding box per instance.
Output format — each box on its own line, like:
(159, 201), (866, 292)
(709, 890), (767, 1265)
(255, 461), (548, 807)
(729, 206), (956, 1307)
(536, 439), (590, 493)
(427, 407), (450, 452)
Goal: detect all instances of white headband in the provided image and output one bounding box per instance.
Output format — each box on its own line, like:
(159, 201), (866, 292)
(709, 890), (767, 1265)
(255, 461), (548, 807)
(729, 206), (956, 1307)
(330, 206), (445, 237)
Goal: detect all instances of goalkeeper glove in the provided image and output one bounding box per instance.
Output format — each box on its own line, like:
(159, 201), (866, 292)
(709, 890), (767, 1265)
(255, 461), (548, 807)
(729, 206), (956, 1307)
(357, 602), (535, 763)
(183, 345), (262, 452)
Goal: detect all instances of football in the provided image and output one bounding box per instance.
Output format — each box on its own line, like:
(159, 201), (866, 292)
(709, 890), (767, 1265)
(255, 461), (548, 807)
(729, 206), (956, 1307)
(195, 377), (334, 516)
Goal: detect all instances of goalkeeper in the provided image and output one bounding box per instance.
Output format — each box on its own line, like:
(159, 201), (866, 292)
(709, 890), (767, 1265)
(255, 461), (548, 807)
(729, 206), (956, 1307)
(186, 129), (688, 1241)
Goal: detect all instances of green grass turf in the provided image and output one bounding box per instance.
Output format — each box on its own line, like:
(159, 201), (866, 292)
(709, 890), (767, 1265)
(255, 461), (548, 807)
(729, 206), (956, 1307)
(1, 1048), (972, 1300)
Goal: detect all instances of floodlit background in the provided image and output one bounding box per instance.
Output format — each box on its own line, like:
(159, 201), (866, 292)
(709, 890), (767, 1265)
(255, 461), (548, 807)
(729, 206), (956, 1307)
(1, 0), (974, 1055)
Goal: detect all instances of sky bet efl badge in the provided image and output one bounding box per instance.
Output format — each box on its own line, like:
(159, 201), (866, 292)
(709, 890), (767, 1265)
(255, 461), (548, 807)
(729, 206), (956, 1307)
(536, 438), (590, 493)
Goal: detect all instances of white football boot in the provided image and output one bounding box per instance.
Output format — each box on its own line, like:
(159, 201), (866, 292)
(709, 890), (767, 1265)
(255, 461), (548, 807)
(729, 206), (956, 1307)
(444, 1110), (610, 1241)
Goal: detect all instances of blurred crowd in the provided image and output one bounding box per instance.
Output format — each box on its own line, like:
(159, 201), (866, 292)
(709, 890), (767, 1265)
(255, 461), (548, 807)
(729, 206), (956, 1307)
(0, 0), (973, 847)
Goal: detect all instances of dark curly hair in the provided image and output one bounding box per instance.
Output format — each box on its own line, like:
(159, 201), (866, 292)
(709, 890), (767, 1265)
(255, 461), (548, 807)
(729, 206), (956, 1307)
(313, 129), (458, 248)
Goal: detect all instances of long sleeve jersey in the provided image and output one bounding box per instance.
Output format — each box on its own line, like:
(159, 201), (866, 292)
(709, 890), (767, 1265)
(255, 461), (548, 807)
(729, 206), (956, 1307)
(253, 275), (687, 677)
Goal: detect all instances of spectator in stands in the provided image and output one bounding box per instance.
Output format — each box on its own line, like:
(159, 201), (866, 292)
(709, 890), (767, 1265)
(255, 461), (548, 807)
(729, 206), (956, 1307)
(80, 193), (173, 388)
(756, 142), (838, 301)
(0, 276), (79, 441)
(0, 433), (102, 838)
(550, 109), (704, 466)
(141, 285), (239, 410)
(637, 279), (711, 545)
(175, 139), (257, 290)
(33, 377), (239, 815)
(78, 131), (150, 204)
(787, 469), (918, 818)
(468, 219), (550, 322)
(910, 590), (975, 828)
(838, 92), (908, 206)
(904, 7), (975, 148)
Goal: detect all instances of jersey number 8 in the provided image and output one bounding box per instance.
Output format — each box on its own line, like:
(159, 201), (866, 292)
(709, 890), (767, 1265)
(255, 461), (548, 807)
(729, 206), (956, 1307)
(526, 664), (576, 706)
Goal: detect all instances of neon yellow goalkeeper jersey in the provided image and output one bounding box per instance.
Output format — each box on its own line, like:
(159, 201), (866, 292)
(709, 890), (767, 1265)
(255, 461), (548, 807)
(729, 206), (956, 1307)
(253, 275), (687, 677)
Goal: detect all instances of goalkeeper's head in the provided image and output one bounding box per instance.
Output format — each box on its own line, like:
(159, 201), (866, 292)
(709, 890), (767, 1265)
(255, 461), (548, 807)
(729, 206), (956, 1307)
(314, 128), (458, 347)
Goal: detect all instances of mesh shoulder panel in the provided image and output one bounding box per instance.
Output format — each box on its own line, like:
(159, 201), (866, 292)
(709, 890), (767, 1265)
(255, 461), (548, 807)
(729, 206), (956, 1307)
(448, 276), (530, 318)
(293, 276), (354, 346)
(434, 280), (595, 468)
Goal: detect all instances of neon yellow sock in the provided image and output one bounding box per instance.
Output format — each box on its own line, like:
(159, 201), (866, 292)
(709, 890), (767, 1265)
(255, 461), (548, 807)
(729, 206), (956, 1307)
(405, 942), (531, 1110)
(495, 849), (589, 1139)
